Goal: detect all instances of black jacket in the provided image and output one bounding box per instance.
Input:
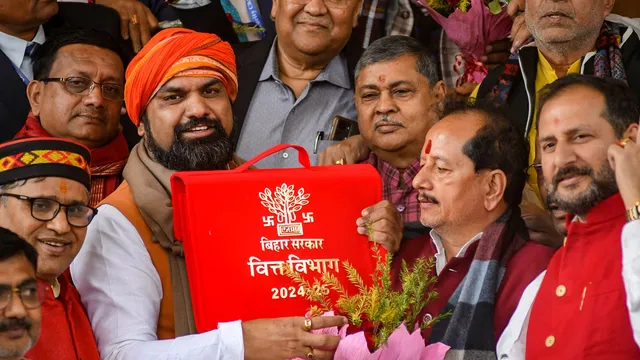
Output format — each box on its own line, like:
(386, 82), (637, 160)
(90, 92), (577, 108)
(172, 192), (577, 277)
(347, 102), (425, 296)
(476, 19), (640, 139)
(0, 3), (141, 145)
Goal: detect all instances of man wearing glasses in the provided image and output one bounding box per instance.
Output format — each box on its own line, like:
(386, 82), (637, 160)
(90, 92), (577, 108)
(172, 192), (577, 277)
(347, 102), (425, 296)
(15, 28), (129, 207)
(0, 137), (99, 360)
(0, 227), (41, 360)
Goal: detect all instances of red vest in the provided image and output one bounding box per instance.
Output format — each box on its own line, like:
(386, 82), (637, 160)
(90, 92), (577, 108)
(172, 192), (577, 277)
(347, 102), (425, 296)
(25, 271), (100, 360)
(527, 193), (640, 359)
(391, 234), (555, 341)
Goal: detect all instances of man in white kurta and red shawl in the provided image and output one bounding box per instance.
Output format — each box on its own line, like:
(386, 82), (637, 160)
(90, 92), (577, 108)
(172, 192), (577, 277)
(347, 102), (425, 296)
(497, 75), (640, 359)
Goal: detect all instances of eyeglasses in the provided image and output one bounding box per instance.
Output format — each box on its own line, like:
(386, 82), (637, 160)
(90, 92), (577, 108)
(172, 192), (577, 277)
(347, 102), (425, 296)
(0, 281), (44, 311)
(0, 193), (98, 228)
(41, 76), (124, 101)
(288, 0), (350, 9)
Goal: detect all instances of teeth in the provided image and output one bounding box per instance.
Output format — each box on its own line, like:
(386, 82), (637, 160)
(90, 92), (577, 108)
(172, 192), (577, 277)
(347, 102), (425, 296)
(189, 126), (209, 132)
(42, 241), (65, 247)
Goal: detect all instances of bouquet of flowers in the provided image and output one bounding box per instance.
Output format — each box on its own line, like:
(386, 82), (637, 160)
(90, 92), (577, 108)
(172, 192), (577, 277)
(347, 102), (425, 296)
(286, 241), (451, 359)
(417, 0), (513, 86)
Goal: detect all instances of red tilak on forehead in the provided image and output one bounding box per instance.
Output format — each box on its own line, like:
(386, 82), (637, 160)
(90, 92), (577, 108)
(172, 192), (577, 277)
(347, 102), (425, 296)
(424, 139), (432, 154)
(553, 118), (560, 126)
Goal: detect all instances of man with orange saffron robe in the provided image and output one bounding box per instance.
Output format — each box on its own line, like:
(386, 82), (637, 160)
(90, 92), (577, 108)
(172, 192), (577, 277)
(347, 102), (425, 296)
(16, 28), (129, 207)
(71, 28), (348, 360)
(0, 137), (99, 360)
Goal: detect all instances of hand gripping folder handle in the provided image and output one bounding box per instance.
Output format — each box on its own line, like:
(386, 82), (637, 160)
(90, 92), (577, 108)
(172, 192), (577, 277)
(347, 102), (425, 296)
(233, 144), (312, 172)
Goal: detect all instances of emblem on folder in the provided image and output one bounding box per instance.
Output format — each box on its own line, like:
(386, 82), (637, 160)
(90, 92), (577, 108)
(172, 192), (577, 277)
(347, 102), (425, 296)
(259, 183), (314, 236)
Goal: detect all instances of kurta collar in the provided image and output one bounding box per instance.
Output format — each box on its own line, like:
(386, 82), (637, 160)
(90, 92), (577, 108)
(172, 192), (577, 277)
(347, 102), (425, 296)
(566, 192), (625, 228)
(51, 278), (60, 299)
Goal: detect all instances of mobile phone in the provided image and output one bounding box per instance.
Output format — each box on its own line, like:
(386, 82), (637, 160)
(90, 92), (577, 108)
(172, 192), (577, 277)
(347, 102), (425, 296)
(328, 116), (359, 141)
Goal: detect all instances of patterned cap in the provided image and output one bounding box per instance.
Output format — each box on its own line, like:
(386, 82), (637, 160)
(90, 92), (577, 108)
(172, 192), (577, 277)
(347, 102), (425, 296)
(0, 138), (91, 190)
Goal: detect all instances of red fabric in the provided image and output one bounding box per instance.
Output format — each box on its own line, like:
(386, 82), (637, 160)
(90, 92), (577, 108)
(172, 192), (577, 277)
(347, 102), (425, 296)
(527, 193), (640, 359)
(25, 272), (100, 360)
(15, 113), (129, 207)
(391, 233), (555, 342)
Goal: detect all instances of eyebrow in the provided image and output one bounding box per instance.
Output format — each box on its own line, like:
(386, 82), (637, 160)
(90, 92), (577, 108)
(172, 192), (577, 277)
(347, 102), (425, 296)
(35, 195), (88, 206)
(539, 126), (589, 143)
(157, 78), (222, 94)
(388, 80), (413, 88)
(74, 71), (122, 84)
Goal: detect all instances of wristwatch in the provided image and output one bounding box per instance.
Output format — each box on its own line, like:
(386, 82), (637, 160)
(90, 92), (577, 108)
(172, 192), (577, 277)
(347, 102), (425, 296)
(628, 202), (640, 222)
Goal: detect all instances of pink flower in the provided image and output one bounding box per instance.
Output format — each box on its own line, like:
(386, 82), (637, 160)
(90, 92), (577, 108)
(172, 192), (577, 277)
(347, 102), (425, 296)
(292, 312), (450, 360)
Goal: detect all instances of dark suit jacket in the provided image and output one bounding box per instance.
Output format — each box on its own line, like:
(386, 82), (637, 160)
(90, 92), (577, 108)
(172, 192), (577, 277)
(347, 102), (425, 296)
(232, 34), (361, 139)
(0, 3), (139, 145)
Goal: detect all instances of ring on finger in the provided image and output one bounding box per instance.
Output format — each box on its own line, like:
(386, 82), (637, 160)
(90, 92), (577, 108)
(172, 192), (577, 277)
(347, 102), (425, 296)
(335, 158), (345, 165)
(131, 14), (139, 25)
(303, 318), (313, 332)
(306, 350), (314, 359)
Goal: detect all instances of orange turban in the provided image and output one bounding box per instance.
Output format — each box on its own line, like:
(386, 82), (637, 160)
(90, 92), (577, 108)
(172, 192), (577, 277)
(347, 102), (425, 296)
(124, 28), (238, 126)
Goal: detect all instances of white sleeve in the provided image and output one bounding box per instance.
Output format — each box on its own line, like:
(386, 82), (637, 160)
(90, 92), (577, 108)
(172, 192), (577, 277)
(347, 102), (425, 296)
(70, 205), (244, 360)
(496, 271), (545, 360)
(621, 220), (640, 346)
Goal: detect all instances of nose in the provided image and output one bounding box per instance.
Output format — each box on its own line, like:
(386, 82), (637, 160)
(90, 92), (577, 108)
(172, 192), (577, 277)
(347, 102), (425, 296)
(375, 91), (398, 116)
(83, 83), (105, 108)
(304, 0), (328, 16)
(46, 209), (72, 235)
(183, 94), (212, 120)
(412, 164), (434, 191)
(4, 292), (27, 319)
(551, 141), (578, 170)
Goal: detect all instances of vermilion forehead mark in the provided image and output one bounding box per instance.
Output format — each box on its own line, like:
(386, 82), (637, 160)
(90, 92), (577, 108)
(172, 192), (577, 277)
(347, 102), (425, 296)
(378, 75), (386, 84)
(424, 139), (432, 154)
(553, 118), (560, 126)
(59, 180), (68, 195)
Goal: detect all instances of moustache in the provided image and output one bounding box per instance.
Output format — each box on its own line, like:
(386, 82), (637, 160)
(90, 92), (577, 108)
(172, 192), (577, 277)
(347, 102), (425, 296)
(418, 192), (440, 204)
(551, 164), (593, 189)
(375, 116), (404, 128)
(0, 317), (32, 332)
(74, 109), (106, 122)
(174, 117), (227, 139)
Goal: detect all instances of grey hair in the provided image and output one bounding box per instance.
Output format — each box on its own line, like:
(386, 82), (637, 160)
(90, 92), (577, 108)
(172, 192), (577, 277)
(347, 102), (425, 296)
(354, 35), (440, 85)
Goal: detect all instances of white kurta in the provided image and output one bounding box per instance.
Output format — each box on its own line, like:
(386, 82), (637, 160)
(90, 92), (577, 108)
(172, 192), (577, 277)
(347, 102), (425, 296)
(70, 205), (244, 360)
(496, 220), (640, 358)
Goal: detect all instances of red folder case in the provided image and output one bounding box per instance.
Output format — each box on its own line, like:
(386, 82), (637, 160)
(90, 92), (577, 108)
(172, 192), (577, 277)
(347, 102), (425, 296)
(171, 144), (383, 332)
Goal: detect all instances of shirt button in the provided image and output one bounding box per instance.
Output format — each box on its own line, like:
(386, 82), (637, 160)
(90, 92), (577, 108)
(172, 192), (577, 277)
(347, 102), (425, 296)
(401, 10), (410, 19)
(545, 335), (555, 347)
(422, 313), (433, 323)
(396, 205), (406, 212)
(282, 152), (289, 159)
(556, 285), (566, 297)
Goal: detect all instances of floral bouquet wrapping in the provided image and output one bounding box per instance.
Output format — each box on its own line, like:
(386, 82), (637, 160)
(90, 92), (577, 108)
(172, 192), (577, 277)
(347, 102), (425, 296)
(417, 0), (513, 86)
(286, 243), (451, 359)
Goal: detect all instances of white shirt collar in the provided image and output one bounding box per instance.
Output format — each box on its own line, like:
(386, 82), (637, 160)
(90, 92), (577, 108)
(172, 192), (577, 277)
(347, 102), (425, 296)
(430, 229), (483, 275)
(0, 25), (46, 70)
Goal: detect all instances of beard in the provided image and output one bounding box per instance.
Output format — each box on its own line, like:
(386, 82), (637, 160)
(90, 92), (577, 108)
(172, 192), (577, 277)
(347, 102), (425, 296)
(546, 162), (618, 217)
(144, 115), (237, 171)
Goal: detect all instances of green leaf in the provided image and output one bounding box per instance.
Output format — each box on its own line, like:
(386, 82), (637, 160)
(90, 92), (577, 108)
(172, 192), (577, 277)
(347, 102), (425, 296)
(488, 0), (503, 14)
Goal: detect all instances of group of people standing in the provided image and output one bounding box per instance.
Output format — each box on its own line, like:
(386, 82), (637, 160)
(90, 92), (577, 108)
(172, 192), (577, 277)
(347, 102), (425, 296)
(0, 0), (639, 360)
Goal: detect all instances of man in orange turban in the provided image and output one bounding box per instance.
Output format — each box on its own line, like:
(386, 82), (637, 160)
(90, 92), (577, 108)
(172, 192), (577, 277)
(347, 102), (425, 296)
(71, 28), (346, 360)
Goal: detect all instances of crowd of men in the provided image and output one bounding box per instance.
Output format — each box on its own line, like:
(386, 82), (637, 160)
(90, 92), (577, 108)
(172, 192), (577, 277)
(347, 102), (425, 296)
(0, 0), (639, 359)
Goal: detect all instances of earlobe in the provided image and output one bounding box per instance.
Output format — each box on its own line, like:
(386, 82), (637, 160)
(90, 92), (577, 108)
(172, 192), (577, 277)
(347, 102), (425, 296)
(624, 123), (638, 142)
(137, 123), (145, 137)
(603, 0), (615, 15)
(271, 0), (278, 20)
(26, 80), (42, 116)
(352, 0), (363, 27)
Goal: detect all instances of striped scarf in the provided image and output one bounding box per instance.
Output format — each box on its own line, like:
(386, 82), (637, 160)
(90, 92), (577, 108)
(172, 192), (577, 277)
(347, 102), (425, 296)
(428, 207), (527, 359)
(489, 21), (627, 103)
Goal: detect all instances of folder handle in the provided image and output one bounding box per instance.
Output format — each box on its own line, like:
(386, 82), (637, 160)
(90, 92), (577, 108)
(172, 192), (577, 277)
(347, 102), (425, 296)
(234, 144), (311, 171)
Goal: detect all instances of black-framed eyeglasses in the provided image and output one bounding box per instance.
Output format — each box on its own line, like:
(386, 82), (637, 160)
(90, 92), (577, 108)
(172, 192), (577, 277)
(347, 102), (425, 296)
(0, 281), (45, 311)
(0, 193), (98, 228)
(41, 76), (124, 101)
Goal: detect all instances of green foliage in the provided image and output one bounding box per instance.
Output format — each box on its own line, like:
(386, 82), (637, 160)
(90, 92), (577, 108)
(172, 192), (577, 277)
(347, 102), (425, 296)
(285, 223), (448, 349)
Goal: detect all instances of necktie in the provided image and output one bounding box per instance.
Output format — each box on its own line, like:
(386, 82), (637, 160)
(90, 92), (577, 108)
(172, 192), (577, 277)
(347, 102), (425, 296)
(24, 42), (40, 58)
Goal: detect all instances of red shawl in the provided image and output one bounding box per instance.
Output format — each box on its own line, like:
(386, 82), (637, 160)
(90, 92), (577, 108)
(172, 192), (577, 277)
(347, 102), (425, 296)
(16, 113), (129, 207)
(25, 272), (100, 360)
